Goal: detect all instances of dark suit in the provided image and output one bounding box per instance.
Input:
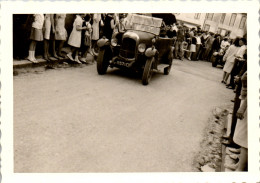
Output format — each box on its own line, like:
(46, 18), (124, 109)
(208, 37), (221, 62)
(211, 37), (221, 52)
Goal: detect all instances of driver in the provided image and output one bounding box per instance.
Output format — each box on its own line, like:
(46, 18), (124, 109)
(152, 13), (177, 38)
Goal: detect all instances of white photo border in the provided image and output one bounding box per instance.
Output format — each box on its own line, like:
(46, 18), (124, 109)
(1, 1), (259, 183)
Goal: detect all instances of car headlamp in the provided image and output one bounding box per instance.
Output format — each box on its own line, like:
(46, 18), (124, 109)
(111, 38), (118, 47)
(138, 43), (146, 53)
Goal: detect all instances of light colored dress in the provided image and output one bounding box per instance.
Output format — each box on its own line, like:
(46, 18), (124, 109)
(55, 14), (67, 40)
(44, 14), (51, 40)
(223, 45), (240, 73)
(32, 14), (44, 29)
(30, 14), (44, 41)
(236, 45), (247, 58)
(68, 15), (83, 48)
(92, 13), (101, 40)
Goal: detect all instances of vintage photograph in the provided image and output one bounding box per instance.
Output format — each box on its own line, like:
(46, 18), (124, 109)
(13, 12), (248, 173)
(1, 1), (259, 182)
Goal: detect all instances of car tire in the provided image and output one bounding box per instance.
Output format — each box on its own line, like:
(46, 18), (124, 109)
(97, 48), (110, 75)
(164, 65), (171, 75)
(142, 57), (154, 85)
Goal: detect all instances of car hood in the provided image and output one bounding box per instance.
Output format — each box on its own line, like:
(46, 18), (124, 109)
(123, 30), (155, 44)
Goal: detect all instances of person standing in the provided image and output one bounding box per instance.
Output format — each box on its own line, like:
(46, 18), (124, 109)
(187, 32), (197, 60)
(67, 14), (87, 63)
(233, 71), (247, 171)
(226, 38), (247, 89)
(27, 14), (44, 63)
(55, 14), (67, 58)
(91, 13), (101, 55)
(221, 38), (240, 84)
(192, 32), (201, 61)
(118, 14), (126, 33)
(203, 32), (215, 61)
(103, 14), (114, 40)
(197, 31), (208, 60)
(43, 14), (56, 61)
(209, 34), (221, 61)
(80, 14), (93, 63)
(174, 26), (185, 61)
(92, 13), (101, 41)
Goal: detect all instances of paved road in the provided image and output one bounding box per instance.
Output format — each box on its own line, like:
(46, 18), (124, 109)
(14, 60), (234, 172)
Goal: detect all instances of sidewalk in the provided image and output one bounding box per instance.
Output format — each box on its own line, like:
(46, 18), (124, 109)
(13, 47), (94, 69)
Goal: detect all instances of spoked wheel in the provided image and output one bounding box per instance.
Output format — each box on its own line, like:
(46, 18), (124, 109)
(142, 57), (155, 85)
(97, 48), (111, 75)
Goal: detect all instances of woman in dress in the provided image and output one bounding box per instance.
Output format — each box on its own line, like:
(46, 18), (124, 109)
(27, 14), (44, 63)
(187, 32), (197, 61)
(67, 14), (87, 64)
(92, 14), (101, 43)
(55, 14), (67, 58)
(222, 38), (240, 84)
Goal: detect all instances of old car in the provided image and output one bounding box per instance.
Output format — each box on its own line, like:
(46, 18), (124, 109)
(96, 14), (174, 85)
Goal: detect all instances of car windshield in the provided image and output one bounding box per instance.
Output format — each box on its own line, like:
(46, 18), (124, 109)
(125, 14), (162, 35)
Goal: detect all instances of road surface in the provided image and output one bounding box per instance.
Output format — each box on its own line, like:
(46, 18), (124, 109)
(14, 60), (234, 172)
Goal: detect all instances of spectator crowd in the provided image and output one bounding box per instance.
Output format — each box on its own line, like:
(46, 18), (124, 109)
(167, 21), (247, 172)
(14, 13), (128, 64)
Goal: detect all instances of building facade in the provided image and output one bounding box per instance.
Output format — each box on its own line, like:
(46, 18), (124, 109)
(175, 13), (247, 39)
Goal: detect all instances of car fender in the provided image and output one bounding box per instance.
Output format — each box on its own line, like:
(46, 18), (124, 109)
(97, 38), (110, 48)
(145, 47), (158, 58)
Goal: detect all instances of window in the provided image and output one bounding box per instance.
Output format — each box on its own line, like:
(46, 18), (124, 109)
(194, 13), (201, 19)
(220, 13), (226, 24)
(206, 13), (214, 20)
(203, 24), (210, 31)
(229, 13), (237, 26)
(239, 16), (246, 29)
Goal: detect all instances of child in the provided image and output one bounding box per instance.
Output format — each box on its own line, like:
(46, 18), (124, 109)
(67, 14), (87, 64)
(80, 14), (93, 63)
(27, 14), (44, 63)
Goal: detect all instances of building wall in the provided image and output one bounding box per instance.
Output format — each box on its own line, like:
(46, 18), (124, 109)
(175, 13), (247, 39)
(175, 13), (206, 28)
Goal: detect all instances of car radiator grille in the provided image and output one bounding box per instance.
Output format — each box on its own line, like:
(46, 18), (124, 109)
(119, 38), (136, 59)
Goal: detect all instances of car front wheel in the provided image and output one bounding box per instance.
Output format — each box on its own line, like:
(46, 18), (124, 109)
(97, 48), (111, 75)
(164, 65), (172, 75)
(142, 57), (155, 85)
